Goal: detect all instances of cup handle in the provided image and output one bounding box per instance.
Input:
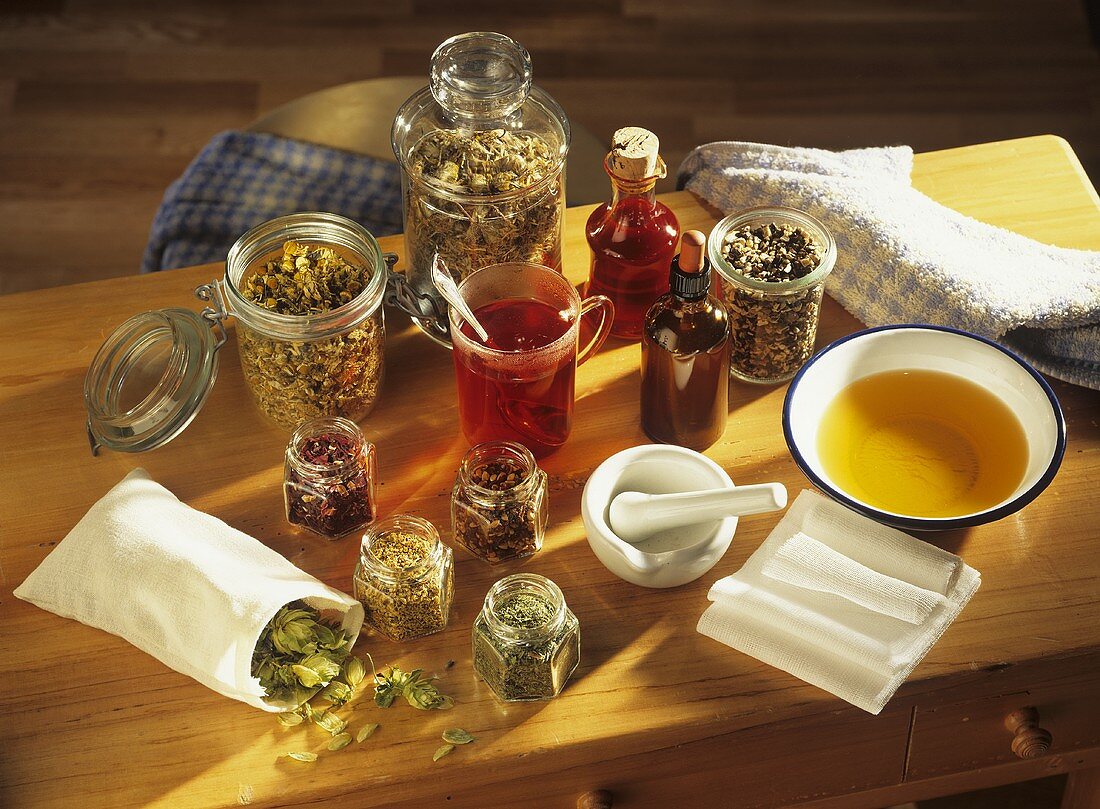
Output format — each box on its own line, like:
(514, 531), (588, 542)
(576, 295), (615, 366)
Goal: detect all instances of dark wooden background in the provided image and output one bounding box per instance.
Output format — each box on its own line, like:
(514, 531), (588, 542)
(0, 0), (1098, 295)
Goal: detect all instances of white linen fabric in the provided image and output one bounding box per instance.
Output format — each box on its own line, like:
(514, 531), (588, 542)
(678, 141), (1100, 389)
(14, 468), (364, 712)
(698, 490), (980, 714)
(762, 531), (948, 625)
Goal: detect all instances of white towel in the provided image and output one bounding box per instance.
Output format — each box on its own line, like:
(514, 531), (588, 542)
(678, 141), (1100, 390)
(698, 490), (980, 714)
(14, 468), (365, 712)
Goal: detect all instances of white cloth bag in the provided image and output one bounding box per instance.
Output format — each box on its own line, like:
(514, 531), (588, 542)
(14, 468), (365, 712)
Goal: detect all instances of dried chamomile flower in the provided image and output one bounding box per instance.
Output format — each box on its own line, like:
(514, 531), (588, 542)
(405, 129), (563, 283)
(237, 240), (384, 430)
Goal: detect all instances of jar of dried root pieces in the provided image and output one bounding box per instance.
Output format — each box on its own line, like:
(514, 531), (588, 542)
(353, 515), (454, 642)
(391, 32), (568, 340)
(707, 207), (837, 384)
(451, 441), (547, 564)
(472, 573), (579, 702)
(224, 212), (387, 430)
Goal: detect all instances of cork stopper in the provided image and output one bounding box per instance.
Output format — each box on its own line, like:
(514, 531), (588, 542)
(608, 127), (665, 181)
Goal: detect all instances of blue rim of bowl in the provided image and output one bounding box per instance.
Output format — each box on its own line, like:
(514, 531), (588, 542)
(781, 323), (1068, 531)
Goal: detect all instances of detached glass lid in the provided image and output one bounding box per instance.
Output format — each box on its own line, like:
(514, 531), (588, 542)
(84, 287), (227, 455)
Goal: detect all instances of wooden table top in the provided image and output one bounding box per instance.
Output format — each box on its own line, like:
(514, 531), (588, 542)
(1, 135), (1097, 809)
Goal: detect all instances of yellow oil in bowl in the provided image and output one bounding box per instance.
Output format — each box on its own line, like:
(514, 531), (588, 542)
(817, 369), (1029, 518)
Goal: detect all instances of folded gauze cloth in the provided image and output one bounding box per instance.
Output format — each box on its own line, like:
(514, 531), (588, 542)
(678, 141), (1100, 389)
(698, 490), (980, 714)
(14, 468), (364, 712)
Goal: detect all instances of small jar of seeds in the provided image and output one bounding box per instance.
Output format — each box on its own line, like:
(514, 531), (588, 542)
(224, 212), (388, 430)
(472, 573), (580, 702)
(707, 207), (837, 384)
(353, 514), (454, 642)
(451, 441), (548, 564)
(284, 416), (377, 540)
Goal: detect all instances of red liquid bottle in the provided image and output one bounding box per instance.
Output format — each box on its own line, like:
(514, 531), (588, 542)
(585, 127), (680, 340)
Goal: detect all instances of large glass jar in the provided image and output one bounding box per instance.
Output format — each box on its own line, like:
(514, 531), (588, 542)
(284, 416), (377, 540)
(707, 207), (837, 384)
(353, 514), (454, 642)
(451, 441), (548, 564)
(472, 573), (580, 702)
(224, 212), (388, 430)
(391, 32), (570, 341)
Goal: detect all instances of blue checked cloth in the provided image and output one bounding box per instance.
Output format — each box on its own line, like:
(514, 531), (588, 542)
(679, 141), (1100, 390)
(142, 130), (403, 273)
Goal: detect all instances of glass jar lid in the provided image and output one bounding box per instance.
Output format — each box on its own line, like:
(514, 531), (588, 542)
(390, 31), (570, 196)
(84, 294), (227, 455)
(431, 32), (533, 121)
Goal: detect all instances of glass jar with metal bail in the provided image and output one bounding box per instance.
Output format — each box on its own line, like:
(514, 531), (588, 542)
(353, 514), (454, 642)
(451, 441), (548, 564)
(82, 212), (402, 456)
(391, 31), (570, 344)
(284, 416), (377, 540)
(223, 212), (391, 430)
(472, 573), (580, 702)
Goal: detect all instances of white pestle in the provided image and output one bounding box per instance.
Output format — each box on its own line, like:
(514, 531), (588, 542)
(608, 483), (788, 544)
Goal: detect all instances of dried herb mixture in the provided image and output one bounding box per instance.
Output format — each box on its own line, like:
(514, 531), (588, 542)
(473, 588), (579, 702)
(354, 527), (453, 642)
(237, 240), (384, 430)
(285, 427), (376, 539)
(452, 455), (546, 564)
(404, 128), (563, 282)
(719, 222), (825, 382)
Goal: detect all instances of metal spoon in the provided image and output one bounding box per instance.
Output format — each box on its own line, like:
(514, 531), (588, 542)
(431, 254), (490, 343)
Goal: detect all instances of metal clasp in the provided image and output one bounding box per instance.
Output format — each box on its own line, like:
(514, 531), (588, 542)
(382, 252), (452, 344)
(195, 280), (229, 350)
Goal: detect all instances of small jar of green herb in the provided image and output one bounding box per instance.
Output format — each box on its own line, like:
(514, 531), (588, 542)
(353, 515), (454, 642)
(472, 573), (579, 702)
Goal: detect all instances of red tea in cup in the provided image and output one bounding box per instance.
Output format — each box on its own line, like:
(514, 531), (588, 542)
(450, 264), (614, 457)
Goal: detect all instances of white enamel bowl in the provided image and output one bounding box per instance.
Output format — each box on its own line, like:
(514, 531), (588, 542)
(783, 325), (1066, 531)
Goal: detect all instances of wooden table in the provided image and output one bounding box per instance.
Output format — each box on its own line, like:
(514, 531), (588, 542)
(1, 135), (1098, 809)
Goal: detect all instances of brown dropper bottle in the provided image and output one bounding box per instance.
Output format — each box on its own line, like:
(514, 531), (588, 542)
(640, 230), (731, 451)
